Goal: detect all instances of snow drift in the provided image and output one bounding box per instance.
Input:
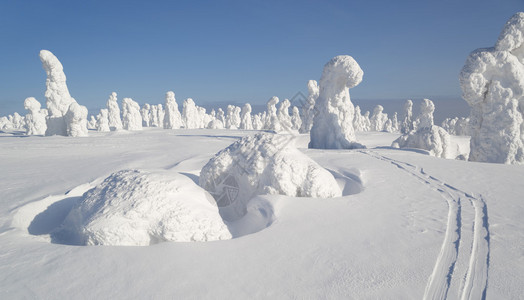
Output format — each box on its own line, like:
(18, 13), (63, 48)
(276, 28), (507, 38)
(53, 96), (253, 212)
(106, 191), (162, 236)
(53, 170), (231, 246)
(199, 133), (341, 221)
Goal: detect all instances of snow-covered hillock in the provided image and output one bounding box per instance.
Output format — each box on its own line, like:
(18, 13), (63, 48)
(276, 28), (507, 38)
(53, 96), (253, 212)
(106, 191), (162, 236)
(199, 133), (341, 221)
(53, 170), (231, 246)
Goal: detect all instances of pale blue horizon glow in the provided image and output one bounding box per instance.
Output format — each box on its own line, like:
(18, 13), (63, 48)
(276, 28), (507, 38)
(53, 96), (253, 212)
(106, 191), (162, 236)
(0, 0), (522, 116)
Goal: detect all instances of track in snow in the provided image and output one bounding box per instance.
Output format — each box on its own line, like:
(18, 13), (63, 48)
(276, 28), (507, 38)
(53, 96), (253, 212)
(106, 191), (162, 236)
(359, 150), (490, 300)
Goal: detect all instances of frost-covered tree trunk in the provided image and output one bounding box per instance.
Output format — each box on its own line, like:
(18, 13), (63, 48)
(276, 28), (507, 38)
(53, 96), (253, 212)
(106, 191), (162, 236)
(122, 98), (143, 131)
(460, 12), (524, 164)
(141, 103), (151, 127)
(240, 103), (253, 130)
(182, 98), (199, 129)
(163, 91), (183, 129)
(65, 102), (89, 137)
(23, 97), (47, 135)
(300, 80), (318, 133)
(106, 92), (123, 131)
(309, 56), (365, 149)
(96, 109), (110, 132)
(40, 50), (77, 136)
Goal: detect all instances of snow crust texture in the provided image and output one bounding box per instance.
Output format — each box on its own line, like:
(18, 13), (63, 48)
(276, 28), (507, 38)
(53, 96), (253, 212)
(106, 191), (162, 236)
(309, 55), (364, 149)
(460, 12), (524, 164)
(54, 170), (231, 246)
(200, 133), (341, 221)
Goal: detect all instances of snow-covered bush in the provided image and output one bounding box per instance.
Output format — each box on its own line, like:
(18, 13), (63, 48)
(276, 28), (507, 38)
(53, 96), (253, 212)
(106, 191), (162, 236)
(393, 99), (452, 158)
(200, 133), (341, 221)
(64, 102), (88, 137)
(370, 105), (388, 132)
(107, 92), (123, 131)
(299, 80), (318, 133)
(182, 98), (199, 129)
(163, 91), (183, 129)
(40, 50), (77, 136)
(122, 98), (143, 131)
(96, 109), (110, 132)
(240, 103), (253, 130)
(53, 169), (231, 246)
(309, 55), (365, 149)
(460, 12), (524, 164)
(23, 97), (46, 135)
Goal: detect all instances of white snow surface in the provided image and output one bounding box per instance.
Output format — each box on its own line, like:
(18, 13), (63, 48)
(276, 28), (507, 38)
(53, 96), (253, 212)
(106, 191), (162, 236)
(309, 55), (364, 149)
(1, 128), (523, 299)
(53, 169), (231, 246)
(199, 133), (341, 221)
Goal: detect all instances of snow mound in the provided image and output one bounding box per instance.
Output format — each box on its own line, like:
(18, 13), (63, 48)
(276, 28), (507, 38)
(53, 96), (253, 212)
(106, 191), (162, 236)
(53, 170), (231, 246)
(199, 133), (342, 221)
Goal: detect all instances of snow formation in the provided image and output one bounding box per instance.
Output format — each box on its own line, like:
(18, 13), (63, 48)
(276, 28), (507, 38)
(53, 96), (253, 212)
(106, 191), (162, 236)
(393, 99), (452, 158)
(265, 97), (282, 132)
(122, 98), (142, 131)
(370, 105), (388, 132)
(23, 97), (46, 135)
(53, 170), (231, 246)
(401, 100), (414, 134)
(200, 133), (341, 221)
(460, 12), (524, 164)
(106, 92), (123, 131)
(163, 91), (183, 129)
(64, 102), (89, 137)
(309, 55), (364, 149)
(240, 104), (253, 130)
(39, 50), (77, 136)
(291, 106), (302, 130)
(299, 80), (319, 133)
(96, 109), (110, 132)
(182, 98), (199, 129)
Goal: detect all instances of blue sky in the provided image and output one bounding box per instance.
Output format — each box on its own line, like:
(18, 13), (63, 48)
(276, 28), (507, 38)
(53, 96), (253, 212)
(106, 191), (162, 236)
(0, 0), (522, 115)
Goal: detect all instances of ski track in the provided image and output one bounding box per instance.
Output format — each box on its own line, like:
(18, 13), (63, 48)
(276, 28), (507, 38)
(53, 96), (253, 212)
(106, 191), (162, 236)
(358, 150), (490, 300)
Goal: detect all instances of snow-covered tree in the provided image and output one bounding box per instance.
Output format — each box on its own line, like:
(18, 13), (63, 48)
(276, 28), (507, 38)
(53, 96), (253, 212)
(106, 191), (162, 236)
(39, 50), (77, 136)
(370, 105), (388, 132)
(122, 98), (142, 131)
(266, 96), (282, 132)
(149, 105), (159, 127)
(299, 80), (319, 133)
(96, 109), (110, 132)
(157, 104), (165, 127)
(278, 99), (293, 131)
(393, 99), (451, 158)
(107, 92), (123, 131)
(141, 103), (151, 127)
(65, 102), (89, 137)
(217, 108), (225, 125)
(23, 97), (46, 135)
(460, 12), (524, 164)
(182, 98), (199, 129)
(253, 113), (264, 130)
(240, 103), (253, 130)
(291, 106), (302, 130)
(163, 91), (183, 129)
(401, 99), (414, 134)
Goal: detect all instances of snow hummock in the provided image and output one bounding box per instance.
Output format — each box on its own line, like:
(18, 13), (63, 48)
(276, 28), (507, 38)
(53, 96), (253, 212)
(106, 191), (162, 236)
(460, 12), (524, 164)
(393, 99), (452, 158)
(23, 97), (46, 135)
(39, 50), (77, 136)
(53, 169), (231, 246)
(309, 55), (364, 149)
(199, 133), (341, 221)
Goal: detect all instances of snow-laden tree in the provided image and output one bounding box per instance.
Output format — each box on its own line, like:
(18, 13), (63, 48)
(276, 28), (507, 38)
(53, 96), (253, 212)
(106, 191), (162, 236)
(149, 105), (159, 127)
(122, 98), (143, 131)
(240, 103), (253, 130)
(266, 96), (282, 132)
(106, 92), (123, 131)
(299, 80), (319, 133)
(182, 98), (199, 129)
(141, 103), (151, 127)
(65, 102), (89, 137)
(217, 108), (225, 125)
(401, 99), (414, 134)
(291, 106), (302, 130)
(232, 106), (241, 129)
(23, 97), (47, 135)
(460, 12), (524, 164)
(353, 105), (367, 132)
(96, 109), (110, 132)
(253, 113), (264, 130)
(0, 116), (12, 130)
(278, 99), (293, 131)
(157, 104), (165, 128)
(393, 99), (452, 158)
(391, 112), (400, 132)
(11, 112), (24, 130)
(87, 116), (97, 130)
(370, 105), (388, 132)
(309, 55), (364, 149)
(39, 50), (78, 136)
(163, 91), (183, 129)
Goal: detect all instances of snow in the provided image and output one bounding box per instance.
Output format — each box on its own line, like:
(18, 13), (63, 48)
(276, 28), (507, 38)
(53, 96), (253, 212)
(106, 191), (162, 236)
(299, 79), (318, 133)
(121, 98), (143, 131)
(240, 103), (253, 130)
(1, 128), (524, 299)
(370, 104), (388, 132)
(39, 50), (77, 136)
(309, 55), (364, 149)
(96, 109), (110, 132)
(265, 96), (281, 132)
(182, 98), (199, 129)
(23, 97), (46, 135)
(199, 132), (341, 221)
(460, 12), (524, 164)
(106, 92), (123, 131)
(64, 102), (89, 137)
(401, 99), (414, 134)
(53, 169), (231, 246)
(163, 91), (183, 129)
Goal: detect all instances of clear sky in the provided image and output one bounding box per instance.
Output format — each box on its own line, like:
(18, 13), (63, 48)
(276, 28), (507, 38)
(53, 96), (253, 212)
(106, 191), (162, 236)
(0, 0), (522, 115)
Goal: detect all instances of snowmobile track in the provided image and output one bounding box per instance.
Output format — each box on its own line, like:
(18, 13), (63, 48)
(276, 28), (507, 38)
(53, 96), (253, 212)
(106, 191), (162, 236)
(359, 150), (490, 300)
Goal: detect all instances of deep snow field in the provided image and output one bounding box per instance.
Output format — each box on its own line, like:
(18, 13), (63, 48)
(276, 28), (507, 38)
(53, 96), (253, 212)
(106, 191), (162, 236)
(1, 128), (523, 299)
